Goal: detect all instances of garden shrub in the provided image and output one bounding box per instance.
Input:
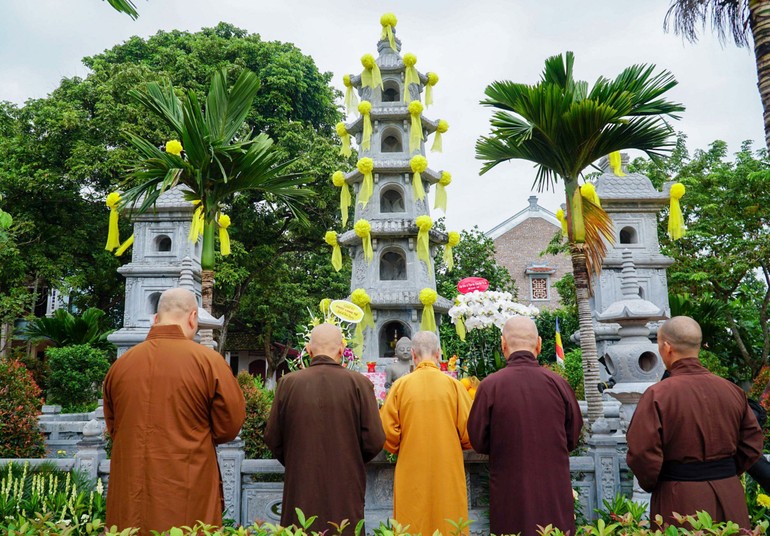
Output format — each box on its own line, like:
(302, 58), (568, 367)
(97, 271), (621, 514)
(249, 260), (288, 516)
(750, 365), (770, 407)
(238, 372), (274, 459)
(46, 344), (111, 413)
(0, 358), (46, 458)
(564, 348), (585, 400)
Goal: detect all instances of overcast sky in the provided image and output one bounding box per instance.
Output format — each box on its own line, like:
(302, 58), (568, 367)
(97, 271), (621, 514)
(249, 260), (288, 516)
(0, 0), (764, 233)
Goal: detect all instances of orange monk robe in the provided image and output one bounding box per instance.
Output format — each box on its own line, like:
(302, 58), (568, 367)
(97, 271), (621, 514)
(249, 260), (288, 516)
(379, 361), (473, 536)
(103, 325), (246, 536)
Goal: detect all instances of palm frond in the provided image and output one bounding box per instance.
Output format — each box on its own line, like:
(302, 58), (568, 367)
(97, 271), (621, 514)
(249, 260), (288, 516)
(664, 0), (750, 47)
(205, 69), (261, 143)
(128, 81), (184, 134)
(105, 0), (139, 19)
(581, 198), (615, 277)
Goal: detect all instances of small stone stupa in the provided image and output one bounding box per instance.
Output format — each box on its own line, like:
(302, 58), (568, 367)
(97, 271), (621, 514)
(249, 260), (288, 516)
(333, 14), (454, 365)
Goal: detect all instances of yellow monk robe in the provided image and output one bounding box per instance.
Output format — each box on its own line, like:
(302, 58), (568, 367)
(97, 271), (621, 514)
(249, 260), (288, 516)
(380, 361), (473, 535)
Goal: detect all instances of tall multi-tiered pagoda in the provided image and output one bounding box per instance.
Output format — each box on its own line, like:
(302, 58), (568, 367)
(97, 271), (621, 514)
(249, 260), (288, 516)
(332, 14), (454, 364)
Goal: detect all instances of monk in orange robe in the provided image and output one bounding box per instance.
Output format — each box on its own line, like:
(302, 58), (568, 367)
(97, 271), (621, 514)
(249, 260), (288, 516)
(627, 316), (762, 528)
(103, 288), (246, 535)
(380, 331), (473, 535)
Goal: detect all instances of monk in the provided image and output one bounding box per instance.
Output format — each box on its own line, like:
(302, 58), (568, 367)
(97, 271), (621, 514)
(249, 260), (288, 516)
(380, 331), (473, 535)
(467, 316), (582, 536)
(103, 288), (246, 535)
(265, 323), (385, 533)
(626, 316), (762, 527)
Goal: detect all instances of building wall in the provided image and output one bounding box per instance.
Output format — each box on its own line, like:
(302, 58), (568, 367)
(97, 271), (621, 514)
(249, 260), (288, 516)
(493, 217), (572, 309)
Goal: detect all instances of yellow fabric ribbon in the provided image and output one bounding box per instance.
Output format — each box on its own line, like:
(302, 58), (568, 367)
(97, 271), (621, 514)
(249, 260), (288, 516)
(425, 72), (439, 107)
(416, 215), (432, 273)
(435, 171), (451, 212)
(188, 201), (204, 242)
(114, 234), (134, 257)
(336, 122), (352, 158)
(343, 74), (359, 116)
(431, 119), (448, 153)
(668, 183), (686, 240)
(408, 100), (424, 154)
(351, 288), (374, 329)
(218, 214), (231, 256)
(359, 101), (373, 152)
(455, 315), (466, 342)
(165, 139), (182, 156)
(319, 298), (332, 316)
(380, 13), (397, 51)
(355, 219), (373, 262)
(357, 158), (375, 207)
(105, 192), (121, 251)
(580, 182), (601, 207)
(444, 231), (460, 272)
(556, 208), (568, 237)
(609, 151), (626, 177)
(332, 171), (351, 227)
(402, 53), (420, 102)
(325, 231), (342, 272)
(410, 155), (428, 201)
(361, 53), (383, 89)
(419, 288), (438, 332)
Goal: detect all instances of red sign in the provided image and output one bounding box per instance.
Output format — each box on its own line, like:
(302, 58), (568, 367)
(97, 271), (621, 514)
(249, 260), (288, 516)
(457, 277), (489, 294)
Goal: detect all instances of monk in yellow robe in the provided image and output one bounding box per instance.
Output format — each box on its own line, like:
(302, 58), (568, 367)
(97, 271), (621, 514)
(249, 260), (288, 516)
(103, 288), (246, 535)
(380, 331), (473, 535)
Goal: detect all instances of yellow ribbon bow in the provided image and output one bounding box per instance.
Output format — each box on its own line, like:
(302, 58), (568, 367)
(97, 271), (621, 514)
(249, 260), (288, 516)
(425, 72), (439, 107)
(580, 182), (601, 207)
(408, 100), (424, 154)
(357, 158), (375, 207)
(556, 208), (568, 237)
(444, 231), (460, 272)
(410, 155), (428, 201)
(218, 214), (231, 256)
(609, 151), (626, 177)
(355, 219), (373, 262)
(402, 53), (420, 103)
(380, 13), (398, 51)
(431, 119), (448, 153)
(336, 122), (352, 158)
(105, 192), (121, 251)
(325, 231), (342, 272)
(435, 171), (451, 213)
(361, 53), (383, 89)
(455, 315), (466, 342)
(419, 288), (438, 332)
(668, 183), (686, 240)
(188, 200), (205, 242)
(359, 101), (373, 152)
(416, 215), (433, 273)
(114, 234), (134, 257)
(332, 171), (351, 227)
(351, 287), (374, 353)
(343, 74), (359, 116)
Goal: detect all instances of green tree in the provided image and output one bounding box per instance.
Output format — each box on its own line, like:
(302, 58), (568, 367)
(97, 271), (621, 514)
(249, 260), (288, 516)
(476, 52), (683, 428)
(664, 1), (770, 151)
(45, 344), (111, 412)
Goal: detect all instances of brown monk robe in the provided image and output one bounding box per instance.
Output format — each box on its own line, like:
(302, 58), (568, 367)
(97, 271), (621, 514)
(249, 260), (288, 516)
(265, 323), (385, 534)
(627, 316), (763, 528)
(103, 288), (246, 535)
(468, 317), (583, 536)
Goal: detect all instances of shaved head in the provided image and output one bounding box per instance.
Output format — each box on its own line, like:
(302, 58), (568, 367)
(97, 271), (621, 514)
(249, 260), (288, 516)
(154, 288), (199, 339)
(659, 316), (702, 354)
(501, 316), (541, 356)
(411, 331), (440, 363)
(307, 323), (345, 362)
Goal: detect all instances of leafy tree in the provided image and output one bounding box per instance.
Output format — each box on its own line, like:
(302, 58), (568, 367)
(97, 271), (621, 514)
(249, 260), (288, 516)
(45, 344), (111, 413)
(0, 359), (46, 458)
(19, 308), (115, 353)
(476, 52), (683, 428)
(664, 1), (770, 150)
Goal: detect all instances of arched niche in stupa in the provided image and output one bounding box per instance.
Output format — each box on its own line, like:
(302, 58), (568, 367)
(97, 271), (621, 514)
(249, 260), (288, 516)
(379, 320), (412, 358)
(379, 248), (407, 281)
(381, 127), (403, 153)
(381, 79), (401, 103)
(380, 185), (406, 213)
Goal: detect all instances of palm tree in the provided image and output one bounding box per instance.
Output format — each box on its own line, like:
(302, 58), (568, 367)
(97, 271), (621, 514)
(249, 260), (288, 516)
(20, 308), (114, 352)
(104, 0), (139, 19)
(664, 0), (770, 151)
(476, 52), (684, 429)
(121, 68), (309, 325)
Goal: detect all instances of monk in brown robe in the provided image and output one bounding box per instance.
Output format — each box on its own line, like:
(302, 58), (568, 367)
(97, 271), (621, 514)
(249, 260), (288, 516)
(627, 316), (763, 528)
(103, 288), (246, 535)
(380, 331), (473, 535)
(467, 316), (582, 536)
(265, 323), (385, 533)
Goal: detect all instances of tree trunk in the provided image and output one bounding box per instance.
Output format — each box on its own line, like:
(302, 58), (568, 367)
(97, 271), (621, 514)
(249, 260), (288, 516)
(750, 1), (770, 151)
(570, 243), (604, 429)
(199, 269), (215, 349)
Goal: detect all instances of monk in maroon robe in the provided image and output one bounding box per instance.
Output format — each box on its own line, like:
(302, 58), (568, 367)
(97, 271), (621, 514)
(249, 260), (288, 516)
(627, 316), (763, 528)
(468, 316), (583, 536)
(265, 323), (385, 534)
(103, 288), (246, 535)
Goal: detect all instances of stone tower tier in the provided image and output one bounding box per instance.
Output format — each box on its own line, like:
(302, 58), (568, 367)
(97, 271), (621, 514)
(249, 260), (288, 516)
(358, 289), (453, 313)
(338, 220), (448, 245)
(342, 161), (444, 187)
(343, 107), (439, 136)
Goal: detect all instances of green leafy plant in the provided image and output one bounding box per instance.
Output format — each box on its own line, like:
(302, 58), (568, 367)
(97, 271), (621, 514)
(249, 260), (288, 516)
(45, 344), (111, 412)
(0, 359), (45, 458)
(19, 308), (115, 352)
(237, 372), (274, 459)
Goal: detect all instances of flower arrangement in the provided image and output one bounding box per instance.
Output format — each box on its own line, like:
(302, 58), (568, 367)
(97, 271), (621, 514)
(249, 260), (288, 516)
(291, 299), (362, 371)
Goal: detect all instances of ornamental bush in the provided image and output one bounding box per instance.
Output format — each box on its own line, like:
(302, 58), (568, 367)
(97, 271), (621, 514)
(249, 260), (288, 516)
(238, 371), (274, 459)
(0, 358), (46, 458)
(46, 344), (111, 413)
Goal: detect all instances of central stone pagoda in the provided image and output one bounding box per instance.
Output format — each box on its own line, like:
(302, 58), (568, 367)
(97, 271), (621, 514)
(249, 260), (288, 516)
(335, 15), (453, 364)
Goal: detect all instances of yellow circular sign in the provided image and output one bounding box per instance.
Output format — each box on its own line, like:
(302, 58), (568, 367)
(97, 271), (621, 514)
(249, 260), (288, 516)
(330, 300), (364, 323)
